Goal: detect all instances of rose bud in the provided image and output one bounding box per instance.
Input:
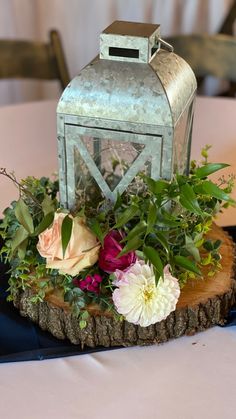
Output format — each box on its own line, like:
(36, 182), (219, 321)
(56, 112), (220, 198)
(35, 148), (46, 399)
(98, 230), (136, 273)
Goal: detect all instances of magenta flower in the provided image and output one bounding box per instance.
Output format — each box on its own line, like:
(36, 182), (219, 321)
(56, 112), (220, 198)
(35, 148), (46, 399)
(98, 230), (136, 273)
(73, 274), (103, 294)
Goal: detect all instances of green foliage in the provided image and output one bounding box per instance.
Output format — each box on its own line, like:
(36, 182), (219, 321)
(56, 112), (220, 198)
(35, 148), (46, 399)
(0, 150), (235, 308)
(179, 183), (203, 215)
(0, 176), (59, 261)
(15, 198), (34, 234)
(195, 163), (229, 179)
(173, 255), (201, 276)
(34, 212), (55, 236)
(200, 144), (212, 164)
(0, 175), (59, 300)
(114, 204), (140, 228)
(64, 287), (85, 306)
(85, 149), (235, 285)
(88, 218), (106, 246)
(79, 310), (90, 329)
(61, 215), (73, 257)
(11, 226), (29, 256)
(118, 235), (143, 257)
(143, 245), (163, 283)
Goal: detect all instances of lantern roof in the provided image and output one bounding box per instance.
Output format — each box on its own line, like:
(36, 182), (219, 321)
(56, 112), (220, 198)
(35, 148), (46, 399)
(102, 20), (160, 38)
(57, 21), (196, 127)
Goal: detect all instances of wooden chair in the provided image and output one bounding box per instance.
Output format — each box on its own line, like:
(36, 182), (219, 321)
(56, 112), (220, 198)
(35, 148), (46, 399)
(0, 29), (70, 90)
(219, 0), (236, 35)
(218, 0), (236, 95)
(165, 34), (236, 95)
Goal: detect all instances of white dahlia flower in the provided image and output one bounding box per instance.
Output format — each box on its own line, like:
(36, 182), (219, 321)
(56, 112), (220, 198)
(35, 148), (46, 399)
(112, 262), (180, 327)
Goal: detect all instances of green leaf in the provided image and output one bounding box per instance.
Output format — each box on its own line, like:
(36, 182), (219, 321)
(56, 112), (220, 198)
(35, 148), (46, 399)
(15, 198), (34, 234)
(64, 290), (74, 303)
(203, 240), (214, 251)
(195, 163), (229, 179)
(77, 299), (86, 308)
(146, 202), (157, 235)
(17, 238), (28, 259)
(118, 236), (143, 257)
(146, 178), (168, 195)
(174, 255), (201, 275)
(41, 195), (55, 215)
(11, 225), (29, 256)
(156, 213), (180, 228)
(81, 310), (90, 320)
(123, 220), (147, 242)
(34, 212), (54, 236)
(185, 235), (201, 262)
(38, 281), (48, 288)
(143, 245), (163, 278)
(79, 320), (87, 329)
(113, 191), (122, 211)
(195, 180), (230, 201)
(213, 239), (222, 250)
(179, 184), (203, 215)
(201, 253), (212, 266)
(61, 215), (73, 257)
(96, 211), (106, 222)
(73, 287), (84, 296)
(89, 219), (105, 246)
(154, 231), (169, 254)
(176, 174), (187, 186)
(115, 205), (139, 228)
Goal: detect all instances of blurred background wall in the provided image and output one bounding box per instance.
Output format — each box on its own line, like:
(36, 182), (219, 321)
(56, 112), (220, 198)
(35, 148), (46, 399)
(0, 0), (234, 105)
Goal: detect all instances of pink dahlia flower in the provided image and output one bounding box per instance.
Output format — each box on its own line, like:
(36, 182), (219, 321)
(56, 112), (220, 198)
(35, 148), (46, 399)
(98, 230), (136, 273)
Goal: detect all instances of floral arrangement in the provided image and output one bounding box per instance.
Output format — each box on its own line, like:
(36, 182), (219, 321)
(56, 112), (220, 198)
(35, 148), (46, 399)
(0, 147), (235, 329)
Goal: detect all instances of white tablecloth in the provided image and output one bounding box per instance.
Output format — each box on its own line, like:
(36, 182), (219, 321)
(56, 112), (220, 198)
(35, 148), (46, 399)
(1, 327), (236, 419)
(0, 97), (236, 419)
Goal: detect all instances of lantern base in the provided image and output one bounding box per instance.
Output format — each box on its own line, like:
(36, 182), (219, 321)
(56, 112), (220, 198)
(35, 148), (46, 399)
(12, 225), (236, 348)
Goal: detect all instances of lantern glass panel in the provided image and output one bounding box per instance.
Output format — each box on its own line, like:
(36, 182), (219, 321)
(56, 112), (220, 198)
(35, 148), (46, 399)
(73, 136), (152, 207)
(173, 100), (194, 174)
(82, 136), (147, 191)
(64, 124), (163, 209)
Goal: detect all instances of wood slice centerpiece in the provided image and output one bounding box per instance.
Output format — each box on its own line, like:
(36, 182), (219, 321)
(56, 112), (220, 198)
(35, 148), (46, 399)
(13, 224), (236, 348)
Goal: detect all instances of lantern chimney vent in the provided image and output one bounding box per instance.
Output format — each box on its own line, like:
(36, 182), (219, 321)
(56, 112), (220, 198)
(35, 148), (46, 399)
(100, 21), (161, 64)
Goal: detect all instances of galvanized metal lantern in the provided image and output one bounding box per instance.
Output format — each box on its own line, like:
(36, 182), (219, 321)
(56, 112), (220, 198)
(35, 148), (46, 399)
(57, 21), (197, 210)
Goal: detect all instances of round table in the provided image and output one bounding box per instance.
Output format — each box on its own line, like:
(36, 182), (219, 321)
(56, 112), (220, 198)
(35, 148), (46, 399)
(1, 96), (236, 419)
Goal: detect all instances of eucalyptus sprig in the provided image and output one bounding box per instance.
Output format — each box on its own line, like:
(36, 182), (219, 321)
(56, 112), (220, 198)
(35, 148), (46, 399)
(0, 173), (59, 262)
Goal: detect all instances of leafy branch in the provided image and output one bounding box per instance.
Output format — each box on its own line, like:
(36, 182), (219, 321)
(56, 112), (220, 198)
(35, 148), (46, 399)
(0, 168), (42, 208)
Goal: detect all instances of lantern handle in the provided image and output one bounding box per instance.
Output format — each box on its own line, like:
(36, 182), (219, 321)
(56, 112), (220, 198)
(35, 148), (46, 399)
(156, 37), (174, 53)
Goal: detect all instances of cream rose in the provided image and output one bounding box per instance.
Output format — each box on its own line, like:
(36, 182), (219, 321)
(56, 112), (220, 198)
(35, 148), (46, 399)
(37, 212), (100, 276)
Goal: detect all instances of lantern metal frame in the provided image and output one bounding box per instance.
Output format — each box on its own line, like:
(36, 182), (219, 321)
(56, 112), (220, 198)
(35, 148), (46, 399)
(57, 21), (197, 210)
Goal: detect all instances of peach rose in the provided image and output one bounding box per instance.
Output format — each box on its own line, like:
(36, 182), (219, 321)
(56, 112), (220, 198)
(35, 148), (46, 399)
(37, 212), (100, 276)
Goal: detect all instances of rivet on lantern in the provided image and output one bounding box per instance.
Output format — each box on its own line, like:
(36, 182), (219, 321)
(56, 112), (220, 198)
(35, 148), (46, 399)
(57, 21), (197, 210)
